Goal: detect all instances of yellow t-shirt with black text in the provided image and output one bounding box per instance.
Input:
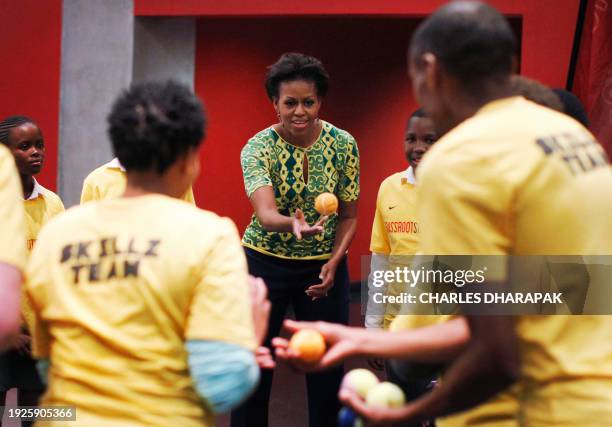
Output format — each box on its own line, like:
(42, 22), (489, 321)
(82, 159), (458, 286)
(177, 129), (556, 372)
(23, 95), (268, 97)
(26, 195), (256, 427)
(417, 97), (612, 427)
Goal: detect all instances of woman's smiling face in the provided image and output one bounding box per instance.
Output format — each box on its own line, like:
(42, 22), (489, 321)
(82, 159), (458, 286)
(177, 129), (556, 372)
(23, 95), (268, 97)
(274, 79), (322, 140)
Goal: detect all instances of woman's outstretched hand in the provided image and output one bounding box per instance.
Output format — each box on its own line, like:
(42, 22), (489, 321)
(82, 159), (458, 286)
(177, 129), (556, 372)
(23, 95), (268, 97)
(292, 208), (327, 240)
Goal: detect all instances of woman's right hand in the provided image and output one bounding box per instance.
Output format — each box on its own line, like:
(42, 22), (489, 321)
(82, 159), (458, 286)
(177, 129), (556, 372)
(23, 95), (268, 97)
(292, 208), (327, 240)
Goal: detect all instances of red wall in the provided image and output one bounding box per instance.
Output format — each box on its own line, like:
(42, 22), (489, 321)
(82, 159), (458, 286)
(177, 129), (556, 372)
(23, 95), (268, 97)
(0, 0), (62, 191)
(138, 0), (520, 16)
(137, 0), (579, 89)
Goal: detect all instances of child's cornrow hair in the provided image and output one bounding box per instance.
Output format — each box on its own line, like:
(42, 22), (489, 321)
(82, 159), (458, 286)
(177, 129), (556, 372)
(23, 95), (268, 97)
(0, 116), (35, 145)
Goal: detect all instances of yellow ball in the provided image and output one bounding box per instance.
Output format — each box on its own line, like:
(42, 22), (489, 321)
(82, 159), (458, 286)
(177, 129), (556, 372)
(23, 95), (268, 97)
(365, 382), (406, 408)
(315, 192), (339, 216)
(342, 369), (380, 399)
(289, 329), (326, 363)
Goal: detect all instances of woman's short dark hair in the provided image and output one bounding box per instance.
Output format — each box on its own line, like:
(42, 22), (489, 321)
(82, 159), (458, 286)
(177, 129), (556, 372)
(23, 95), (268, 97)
(264, 53), (330, 100)
(107, 80), (206, 174)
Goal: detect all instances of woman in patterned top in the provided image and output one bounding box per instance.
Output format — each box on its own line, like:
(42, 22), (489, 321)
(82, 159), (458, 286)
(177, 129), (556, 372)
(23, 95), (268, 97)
(231, 53), (360, 427)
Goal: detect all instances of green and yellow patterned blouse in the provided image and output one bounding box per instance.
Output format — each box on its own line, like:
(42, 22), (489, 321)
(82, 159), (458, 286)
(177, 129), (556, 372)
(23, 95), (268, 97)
(241, 120), (360, 260)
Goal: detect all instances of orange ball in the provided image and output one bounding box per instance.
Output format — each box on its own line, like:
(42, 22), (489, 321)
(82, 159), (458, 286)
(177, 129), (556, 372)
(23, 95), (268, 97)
(314, 192), (338, 216)
(288, 329), (326, 363)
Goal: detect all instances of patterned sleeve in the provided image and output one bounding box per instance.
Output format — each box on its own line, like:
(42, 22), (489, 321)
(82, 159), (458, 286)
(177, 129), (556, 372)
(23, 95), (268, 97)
(338, 133), (360, 202)
(240, 137), (272, 198)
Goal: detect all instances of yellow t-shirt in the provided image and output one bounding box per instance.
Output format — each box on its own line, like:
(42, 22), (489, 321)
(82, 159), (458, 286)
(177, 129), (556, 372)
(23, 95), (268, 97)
(22, 179), (65, 328)
(80, 158), (196, 205)
(369, 169), (449, 329)
(24, 179), (65, 251)
(25, 195), (256, 427)
(0, 144), (27, 271)
(370, 169), (420, 256)
(417, 97), (612, 427)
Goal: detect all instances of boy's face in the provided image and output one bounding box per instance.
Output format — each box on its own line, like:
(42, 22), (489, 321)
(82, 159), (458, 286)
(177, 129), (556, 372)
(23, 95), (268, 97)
(404, 116), (437, 170)
(8, 123), (44, 175)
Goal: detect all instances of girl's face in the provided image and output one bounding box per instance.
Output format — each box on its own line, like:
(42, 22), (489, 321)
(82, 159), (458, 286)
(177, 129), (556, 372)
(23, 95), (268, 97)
(8, 122), (45, 176)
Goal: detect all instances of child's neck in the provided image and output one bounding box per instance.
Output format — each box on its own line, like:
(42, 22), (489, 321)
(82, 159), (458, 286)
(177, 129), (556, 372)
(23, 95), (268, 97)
(21, 174), (35, 199)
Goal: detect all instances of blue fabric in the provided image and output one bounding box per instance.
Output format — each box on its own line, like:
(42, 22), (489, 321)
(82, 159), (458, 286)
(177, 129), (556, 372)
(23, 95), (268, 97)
(186, 340), (259, 414)
(36, 358), (49, 386)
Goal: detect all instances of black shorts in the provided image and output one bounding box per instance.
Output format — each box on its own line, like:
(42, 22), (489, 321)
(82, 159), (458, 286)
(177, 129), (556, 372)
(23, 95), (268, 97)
(0, 349), (45, 392)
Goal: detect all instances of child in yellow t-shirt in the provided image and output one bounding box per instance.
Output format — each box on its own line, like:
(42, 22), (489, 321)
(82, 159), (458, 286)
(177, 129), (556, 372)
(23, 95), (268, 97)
(80, 157), (196, 204)
(366, 109), (438, 331)
(25, 81), (265, 427)
(0, 116), (64, 425)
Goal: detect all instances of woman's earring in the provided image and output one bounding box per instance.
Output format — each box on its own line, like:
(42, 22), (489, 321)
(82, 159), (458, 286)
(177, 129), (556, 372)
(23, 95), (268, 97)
(277, 112), (281, 121)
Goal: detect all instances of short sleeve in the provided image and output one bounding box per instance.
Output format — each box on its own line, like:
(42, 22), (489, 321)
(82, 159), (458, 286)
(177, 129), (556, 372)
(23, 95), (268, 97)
(338, 134), (360, 202)
(55, 198), (65, 216)
(0, 147), (27, 270)
(80, 174), (97, 204)
(417, 156), (512, 256)
(24, 226), (54, 358)
(241, 138), (272, 198)
(369, 185), (391, 254)
(185, 218), (257, 350)
(48, 192), (65, 218)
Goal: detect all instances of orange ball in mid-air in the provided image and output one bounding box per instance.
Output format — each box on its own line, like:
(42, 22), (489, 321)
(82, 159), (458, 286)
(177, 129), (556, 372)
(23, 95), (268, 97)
(314, 192), (338, 216)
(288, 329), (326, 363)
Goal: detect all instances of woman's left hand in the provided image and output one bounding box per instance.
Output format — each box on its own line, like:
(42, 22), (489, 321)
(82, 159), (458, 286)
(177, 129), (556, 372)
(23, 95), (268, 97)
(306, 260), (338, 300)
